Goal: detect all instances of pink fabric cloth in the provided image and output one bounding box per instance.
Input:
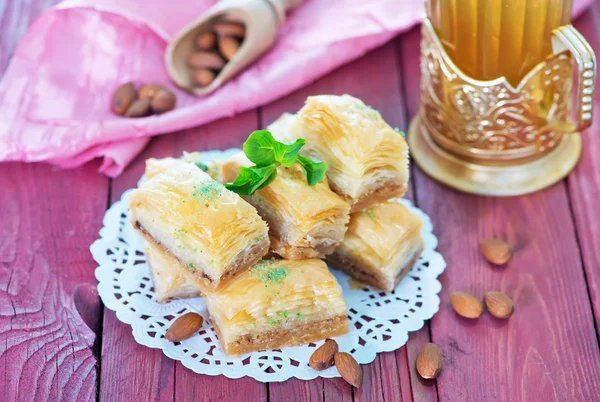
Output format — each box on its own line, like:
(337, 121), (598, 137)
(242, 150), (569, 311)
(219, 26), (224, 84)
(0, 0), (593, 176)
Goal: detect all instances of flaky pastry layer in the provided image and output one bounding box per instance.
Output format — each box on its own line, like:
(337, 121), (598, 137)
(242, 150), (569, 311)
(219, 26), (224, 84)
(129, 159), (269, 288)
(219, 153), (350, 260)
(203, 258), (348, 355)
(276, 95), (409, 211)
(145, 242), (204, 302)
(327, 201), (425, 291)
(212, 314), (349, 355)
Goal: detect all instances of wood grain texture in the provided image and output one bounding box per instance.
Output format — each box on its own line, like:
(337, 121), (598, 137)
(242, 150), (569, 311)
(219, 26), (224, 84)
(567, 4), (600, 329)
(400, 12), (600, 401)
(0, 0), (61, 76)
(101, 112), (268, 402)
(0, 162), (108, 401)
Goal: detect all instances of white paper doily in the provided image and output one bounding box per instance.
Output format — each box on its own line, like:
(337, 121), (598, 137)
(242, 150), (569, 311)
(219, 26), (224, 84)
(91, 149), (446, 382)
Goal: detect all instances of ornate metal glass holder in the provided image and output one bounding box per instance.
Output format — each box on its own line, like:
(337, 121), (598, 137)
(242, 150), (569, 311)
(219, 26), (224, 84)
(408, 19), (596, 196)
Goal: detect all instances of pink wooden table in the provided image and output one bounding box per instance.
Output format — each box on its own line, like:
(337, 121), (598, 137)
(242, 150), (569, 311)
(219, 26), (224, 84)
(2, 2), (600, 401)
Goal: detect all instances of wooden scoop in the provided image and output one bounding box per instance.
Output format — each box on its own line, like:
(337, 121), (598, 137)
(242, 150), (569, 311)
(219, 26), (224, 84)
(166, 0), (301, 96)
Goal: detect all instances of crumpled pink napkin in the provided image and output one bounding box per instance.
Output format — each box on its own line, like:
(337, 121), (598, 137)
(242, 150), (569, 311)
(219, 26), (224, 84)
(0, 0), (592, 176)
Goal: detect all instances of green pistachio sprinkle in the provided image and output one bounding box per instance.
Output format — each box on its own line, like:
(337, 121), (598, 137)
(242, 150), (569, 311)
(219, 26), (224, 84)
(394, 127), (406, 138)
(268, 311), (291, 326)
(296, 313), (303, 319)
(188, 263), (194, 270)
(363, 209), (378, 222)
(174, 228), (187, 239)
(250, 259), (288, 287)
(192, 180), (224, 202)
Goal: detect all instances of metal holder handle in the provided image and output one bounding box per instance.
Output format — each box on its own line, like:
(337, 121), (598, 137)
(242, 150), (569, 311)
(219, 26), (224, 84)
(553, 25), (596, 132)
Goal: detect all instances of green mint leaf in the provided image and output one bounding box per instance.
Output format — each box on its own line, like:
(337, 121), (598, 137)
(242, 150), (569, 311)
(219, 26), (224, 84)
(278, 138), (305, 167)
(296, 155), (327, 186)
(243, 130), (306, 167)
(224, 164), (278, 196)
(195, 161), (209, 172)
(243, 130), (279, 166)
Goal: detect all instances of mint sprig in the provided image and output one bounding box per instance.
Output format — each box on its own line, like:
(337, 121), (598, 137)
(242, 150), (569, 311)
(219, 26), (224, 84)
(225, 130), (326, 196)
(297, 155), (326, 186)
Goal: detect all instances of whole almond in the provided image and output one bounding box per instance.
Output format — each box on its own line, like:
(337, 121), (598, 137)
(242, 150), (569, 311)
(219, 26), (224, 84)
(450, 291), (483, 319)
(138, 84), (167, 100)
(196, 31), (216, 50)
(416, 343), (443, 379)
(334, 352), (362, 388)
(213, 21), (245, 37)
(479, 238), (513, 265)
(125, 98), (152, 118)
(187, 51), (226, 70)
(218, 36), (240, 60)
(151, 89), (176, 114)
(309, 339), (338, 371)
(192, 69), (216, 87)
(165, 312), (203, 342)
(484, 291), (514, 319)
(111, 82), (135, 115)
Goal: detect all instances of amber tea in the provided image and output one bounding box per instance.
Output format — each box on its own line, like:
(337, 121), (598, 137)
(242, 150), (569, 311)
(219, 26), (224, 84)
(427, 0), (574, 87)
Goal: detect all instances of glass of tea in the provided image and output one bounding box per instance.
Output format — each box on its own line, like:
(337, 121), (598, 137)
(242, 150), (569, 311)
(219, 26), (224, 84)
(408, 0), (596, 196)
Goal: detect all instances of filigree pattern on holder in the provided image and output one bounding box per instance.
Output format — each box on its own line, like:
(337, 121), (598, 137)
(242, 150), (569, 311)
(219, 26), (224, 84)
(91, 150), (446, 382)
(420, 19), (574, 159)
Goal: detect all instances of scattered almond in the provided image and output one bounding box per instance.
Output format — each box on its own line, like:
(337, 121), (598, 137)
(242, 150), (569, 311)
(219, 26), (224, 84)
(416, 343), (443, 379)
(309, 339), (338, 371)
(125, 98), (152, 118)
(213, 21), (245, 37)
(151, 89), (176, 114)
(450, 291), (483, 319)
(187, 51), (226, 70)
(484, 291), (514, 319)
(196, 31), (217, 50)
(165, 312), (204, 342)
(479, 238), (513, 265)
(218, 36), (240, 60)
(334, 352), (362, 388)
(111, 82), (135, 115)
(192, 69), (216, 87)
(138, 84), (167, 100)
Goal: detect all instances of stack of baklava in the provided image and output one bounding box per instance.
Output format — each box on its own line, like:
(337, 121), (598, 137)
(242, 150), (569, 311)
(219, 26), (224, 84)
(129, 94), (425, 356)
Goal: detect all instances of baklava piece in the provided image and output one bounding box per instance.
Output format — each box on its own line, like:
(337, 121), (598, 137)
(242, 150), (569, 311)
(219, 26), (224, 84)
(285, 94), (409, 212)
(219, 152), (351, 259)
(203, 258), (349, 355)
(327, 201), (424, 292)
(129, 159), (269, 289)
(145, 242), (205, 302)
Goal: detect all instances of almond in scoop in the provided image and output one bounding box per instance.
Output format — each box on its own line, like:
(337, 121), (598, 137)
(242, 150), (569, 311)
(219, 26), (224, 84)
(187, 51), (226, 70)
(218, 36), (240, 60)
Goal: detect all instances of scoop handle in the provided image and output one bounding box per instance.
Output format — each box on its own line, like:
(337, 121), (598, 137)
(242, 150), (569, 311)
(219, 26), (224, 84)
(267, 0), (303, 26)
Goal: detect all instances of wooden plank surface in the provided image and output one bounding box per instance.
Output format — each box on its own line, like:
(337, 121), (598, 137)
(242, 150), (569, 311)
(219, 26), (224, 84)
(2, 0), (600, 401)
(567, 2), (600, 330)
(0, 162), (108, 401)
